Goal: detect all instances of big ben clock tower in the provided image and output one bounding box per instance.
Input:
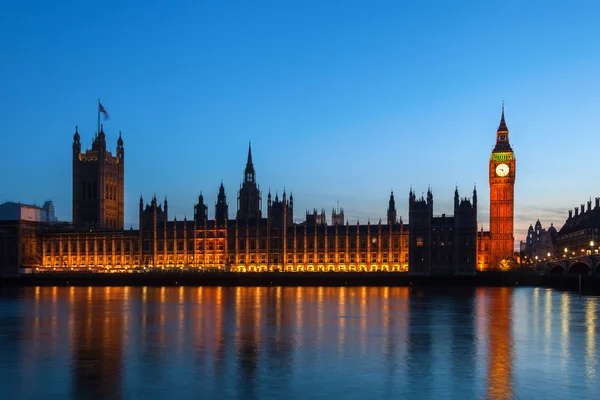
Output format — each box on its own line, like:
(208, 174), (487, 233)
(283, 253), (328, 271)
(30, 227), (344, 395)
(489, 105), (516, 268)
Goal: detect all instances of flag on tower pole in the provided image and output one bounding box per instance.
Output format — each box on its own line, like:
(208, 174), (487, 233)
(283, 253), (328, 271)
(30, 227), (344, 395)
(99, 102), (109, 120)
(97, 99), (109, 134)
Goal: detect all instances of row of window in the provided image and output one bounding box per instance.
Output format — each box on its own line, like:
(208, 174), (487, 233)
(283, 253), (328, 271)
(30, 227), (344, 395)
(46, 240), (138, 253)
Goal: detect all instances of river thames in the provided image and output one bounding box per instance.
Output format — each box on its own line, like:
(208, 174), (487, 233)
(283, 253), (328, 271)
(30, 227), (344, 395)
(0, 286), (598, 399)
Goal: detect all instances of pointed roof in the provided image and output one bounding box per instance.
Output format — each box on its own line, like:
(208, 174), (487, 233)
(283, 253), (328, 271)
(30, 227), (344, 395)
(246, 142), (254, 170)
(497, 103), (508, 132)
(493, 104), (513, 152)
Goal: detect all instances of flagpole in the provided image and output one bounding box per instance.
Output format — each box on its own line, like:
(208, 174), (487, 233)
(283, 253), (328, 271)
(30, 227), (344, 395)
(97, 98), (101, 134)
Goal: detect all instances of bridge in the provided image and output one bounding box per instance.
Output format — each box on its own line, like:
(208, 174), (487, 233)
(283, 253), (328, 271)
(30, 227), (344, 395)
(545, 254), (600, 276)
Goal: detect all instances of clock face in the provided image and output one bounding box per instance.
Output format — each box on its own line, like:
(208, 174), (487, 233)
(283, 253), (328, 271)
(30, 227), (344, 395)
(496, 163), (509, 177)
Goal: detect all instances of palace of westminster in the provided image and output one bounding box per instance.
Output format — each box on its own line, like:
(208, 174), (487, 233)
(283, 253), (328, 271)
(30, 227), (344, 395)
(1, 109), (522, 275)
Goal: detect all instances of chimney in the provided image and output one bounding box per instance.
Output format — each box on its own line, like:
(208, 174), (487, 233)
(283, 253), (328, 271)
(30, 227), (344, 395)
(581, 204), (585, 214)
(596, 197), (600, 208)
(588, 201), (592, 212)
(569, 210), (573, 218)
(575, 208), (579, 217)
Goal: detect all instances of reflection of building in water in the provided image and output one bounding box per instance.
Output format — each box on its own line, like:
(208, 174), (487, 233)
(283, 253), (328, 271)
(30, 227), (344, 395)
(451, 289), (476, 396)
(264, 287), (294, 385)
(71, 288), (125, 400)
(486, 288), (514, 400)
(405, 291), (433, 395)
(234, 287), (261, 399)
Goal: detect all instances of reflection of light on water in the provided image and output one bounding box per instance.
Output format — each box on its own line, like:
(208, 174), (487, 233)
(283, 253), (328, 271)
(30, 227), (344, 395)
(235, 287), (241, 332)
(338, 287), (346, 354)
(544, 289), (552, 355)
(178, 286), (185, 353)
(360, 287), (367, 356)
(585, 300), (597, 382)
(276, 287), (282, 345)
(195, 287), (203, 346)
(475, 289), (487, 366)
(486, 288), (514, 400)
(532, 288), (539, 339)
(69, 287), (75, 342)
(317, 287), (324, 349)
(296, 287), (304, 343)
(382, 287), (389, 353)
(254, 288), (261, 336)
(560, 292), (570, 370)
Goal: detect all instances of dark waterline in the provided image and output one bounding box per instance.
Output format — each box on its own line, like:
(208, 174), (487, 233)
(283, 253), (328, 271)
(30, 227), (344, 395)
(0, 287), (598, 399)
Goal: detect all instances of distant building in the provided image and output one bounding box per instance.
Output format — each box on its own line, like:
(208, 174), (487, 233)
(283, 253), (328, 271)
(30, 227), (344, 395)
(556, 198), (600, 257)
(521, 220), (557, 266)
(42, 201), (57, 222)
(0, 201), (57, 276)
(0, 200), (57, 223)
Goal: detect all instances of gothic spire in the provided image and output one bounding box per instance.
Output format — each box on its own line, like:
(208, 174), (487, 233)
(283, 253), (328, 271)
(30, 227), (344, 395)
(244, 142), (256, 183)
(246, 141), (254, 170)
(493, 103), (513, 152)
(497, 102), (508, 132)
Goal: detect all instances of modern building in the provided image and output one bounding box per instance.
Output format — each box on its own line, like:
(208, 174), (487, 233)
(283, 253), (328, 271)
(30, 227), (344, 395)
(0, 201), (57, 222)
(0, 201), (57, 276)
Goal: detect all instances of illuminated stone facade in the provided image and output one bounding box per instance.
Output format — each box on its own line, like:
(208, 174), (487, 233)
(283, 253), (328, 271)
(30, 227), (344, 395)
(38, 209), (409, 273)
(556, 198), (600, 258)
(72, 125), (124, 229)
(37, 143), (409, 272)
(28, 111), (517, 274)
(477, 107), (516, 270)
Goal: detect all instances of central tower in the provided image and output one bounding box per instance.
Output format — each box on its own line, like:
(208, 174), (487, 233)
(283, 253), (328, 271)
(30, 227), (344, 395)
(489, 106), (516, 267)
(237, 143), (262, 221)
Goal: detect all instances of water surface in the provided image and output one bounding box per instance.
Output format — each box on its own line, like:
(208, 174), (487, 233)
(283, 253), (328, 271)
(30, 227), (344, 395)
(0, 286), (598, 399)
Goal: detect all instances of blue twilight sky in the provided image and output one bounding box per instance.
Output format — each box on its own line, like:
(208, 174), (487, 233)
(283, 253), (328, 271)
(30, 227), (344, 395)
(1, 0), (600, 244)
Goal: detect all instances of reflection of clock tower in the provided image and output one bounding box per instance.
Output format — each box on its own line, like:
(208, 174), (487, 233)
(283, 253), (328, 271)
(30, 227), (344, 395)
(489, 106), (516, 268)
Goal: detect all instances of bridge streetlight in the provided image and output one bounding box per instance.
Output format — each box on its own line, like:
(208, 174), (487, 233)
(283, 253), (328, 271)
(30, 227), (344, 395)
(564, 247), (568, 258)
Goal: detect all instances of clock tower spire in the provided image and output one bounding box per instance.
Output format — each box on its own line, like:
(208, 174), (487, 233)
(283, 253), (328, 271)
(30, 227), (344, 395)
(489, 105), (516, 268)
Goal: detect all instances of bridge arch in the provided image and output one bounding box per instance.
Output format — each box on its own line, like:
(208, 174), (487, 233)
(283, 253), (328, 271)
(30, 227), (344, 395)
(549, 264), (565, 276)
(567, 261), (590, 276)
